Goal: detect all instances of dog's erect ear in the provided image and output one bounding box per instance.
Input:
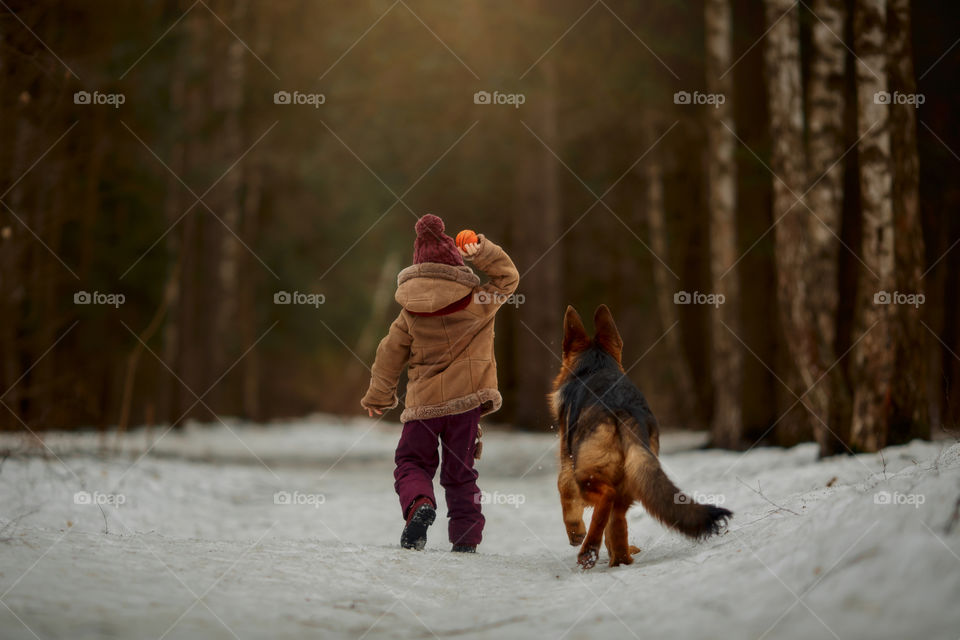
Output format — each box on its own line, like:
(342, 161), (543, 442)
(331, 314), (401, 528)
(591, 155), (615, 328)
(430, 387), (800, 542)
(593, 304), (623, 362)
(562, 305), (590, 356)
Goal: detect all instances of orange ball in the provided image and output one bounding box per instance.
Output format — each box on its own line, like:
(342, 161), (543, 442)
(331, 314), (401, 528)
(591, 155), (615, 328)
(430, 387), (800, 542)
(456, 229), (478, 250)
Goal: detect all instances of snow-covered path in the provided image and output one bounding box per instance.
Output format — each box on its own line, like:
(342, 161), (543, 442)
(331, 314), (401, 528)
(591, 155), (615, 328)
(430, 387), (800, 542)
(1, 418), (958, 639)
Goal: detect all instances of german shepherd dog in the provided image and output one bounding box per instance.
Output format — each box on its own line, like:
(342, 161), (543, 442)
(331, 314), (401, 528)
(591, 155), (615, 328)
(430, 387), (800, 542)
(550, 305), (732, 569)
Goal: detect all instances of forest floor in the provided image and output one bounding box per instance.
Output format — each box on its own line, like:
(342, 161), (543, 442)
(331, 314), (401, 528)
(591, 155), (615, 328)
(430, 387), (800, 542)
(0, 417), (958, 640)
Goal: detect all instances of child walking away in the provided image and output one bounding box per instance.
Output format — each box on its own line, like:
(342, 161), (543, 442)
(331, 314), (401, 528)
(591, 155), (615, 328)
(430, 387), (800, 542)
(361, 214), (519, 553)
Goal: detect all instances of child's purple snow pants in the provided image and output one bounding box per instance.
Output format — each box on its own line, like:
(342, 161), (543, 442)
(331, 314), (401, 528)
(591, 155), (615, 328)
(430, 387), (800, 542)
(394, 406), (484, 546)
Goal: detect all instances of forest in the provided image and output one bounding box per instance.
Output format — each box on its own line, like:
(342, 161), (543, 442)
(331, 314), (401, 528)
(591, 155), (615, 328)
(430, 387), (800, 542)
(2, 0), (958, 457)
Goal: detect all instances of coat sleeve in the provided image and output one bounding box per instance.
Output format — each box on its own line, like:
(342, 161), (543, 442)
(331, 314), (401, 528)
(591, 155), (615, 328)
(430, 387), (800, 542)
(360, 312), (412, 411)
(469, 234), (520, 307)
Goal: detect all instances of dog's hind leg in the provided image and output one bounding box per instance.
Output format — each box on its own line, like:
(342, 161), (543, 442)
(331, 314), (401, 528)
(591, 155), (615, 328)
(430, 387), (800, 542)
(577, 484), (614, 569)
(607, 500), (634, 567)
(604, 513), (613, 558)
(603, 510), (638, 558)
(558, 457), (586, 545)
(604, 514), (640, 560)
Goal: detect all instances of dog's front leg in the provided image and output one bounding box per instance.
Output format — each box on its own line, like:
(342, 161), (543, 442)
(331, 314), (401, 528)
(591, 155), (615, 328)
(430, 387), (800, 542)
(577, 484), (615, 569)
(558, 460), (586, 545)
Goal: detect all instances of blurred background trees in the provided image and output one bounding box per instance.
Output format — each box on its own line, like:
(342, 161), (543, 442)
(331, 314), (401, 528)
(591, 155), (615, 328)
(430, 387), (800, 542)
(1, 0), (958, 455)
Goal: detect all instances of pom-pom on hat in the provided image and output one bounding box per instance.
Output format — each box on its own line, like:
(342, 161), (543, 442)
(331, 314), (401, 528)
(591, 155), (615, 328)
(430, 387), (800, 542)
(413, 214), (464, 266)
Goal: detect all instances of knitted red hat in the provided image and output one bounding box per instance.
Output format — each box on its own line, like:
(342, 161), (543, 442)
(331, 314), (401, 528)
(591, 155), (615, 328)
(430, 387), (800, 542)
(413, 214), (464, 266)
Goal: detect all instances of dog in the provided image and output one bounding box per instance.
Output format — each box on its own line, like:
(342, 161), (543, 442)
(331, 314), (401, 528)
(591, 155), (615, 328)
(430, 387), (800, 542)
(550, 305), (732, 569)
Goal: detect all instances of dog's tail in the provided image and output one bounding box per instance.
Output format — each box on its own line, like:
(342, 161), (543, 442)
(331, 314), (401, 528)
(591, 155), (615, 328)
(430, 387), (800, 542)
(623, 437), (732, 539)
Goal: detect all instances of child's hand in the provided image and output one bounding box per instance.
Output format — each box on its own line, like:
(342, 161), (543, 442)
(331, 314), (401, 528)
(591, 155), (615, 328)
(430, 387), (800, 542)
(367, 408), (383, 417)
(458, 241), (480, 258)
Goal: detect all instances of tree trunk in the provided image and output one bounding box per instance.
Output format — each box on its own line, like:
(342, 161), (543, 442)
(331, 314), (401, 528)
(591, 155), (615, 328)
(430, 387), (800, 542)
(239, 165), (263, 421)
(162, 32), (187, 424)
(643, 117), (701, 429)
(762, 0), (818, 443)
(175, 5), (211, 425)
(513, 59), (561, 430)
(704, 0), (742, 448)
(731, 0), (779, 446)
(851, 0), (895, 451)
(237, 0), (275, 423)
(32, 86), (66, 428)
(0, 97), (34, 427)
(886, 0), (928, 443)
(212, 0), (249, 413)
(806, 0), (852, 454)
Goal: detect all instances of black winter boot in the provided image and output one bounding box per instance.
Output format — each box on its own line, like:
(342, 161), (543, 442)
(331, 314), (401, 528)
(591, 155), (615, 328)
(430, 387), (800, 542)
(400, 497), (436, 550)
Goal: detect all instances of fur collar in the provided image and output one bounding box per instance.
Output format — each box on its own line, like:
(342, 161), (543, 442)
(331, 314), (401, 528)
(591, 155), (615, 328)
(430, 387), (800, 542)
(397, 263), (480, 289)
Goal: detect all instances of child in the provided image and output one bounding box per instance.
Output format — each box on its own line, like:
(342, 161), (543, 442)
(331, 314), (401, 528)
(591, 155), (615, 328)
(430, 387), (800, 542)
(361, 214), (519, 552)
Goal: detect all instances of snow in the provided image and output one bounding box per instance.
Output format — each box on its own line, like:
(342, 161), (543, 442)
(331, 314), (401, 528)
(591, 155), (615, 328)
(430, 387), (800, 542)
(1, 417), (958, 640)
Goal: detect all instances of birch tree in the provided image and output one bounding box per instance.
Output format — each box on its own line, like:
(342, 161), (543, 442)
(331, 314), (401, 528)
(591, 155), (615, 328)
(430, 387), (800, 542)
(643, 117), (701, 429)
(805, 0), (852, 454)
(851, 0), (895, 451)
(514, 58), (561, 429)
(886, 0), (928, 443)
(763, 0), (819, 442)
(704, 0), (742, 448)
